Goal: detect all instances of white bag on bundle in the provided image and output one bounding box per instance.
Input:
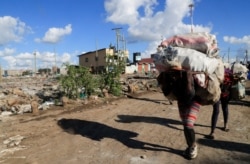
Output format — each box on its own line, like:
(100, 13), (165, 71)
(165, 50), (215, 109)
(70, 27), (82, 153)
(160, 32), (219, 57)
(152, 49), (170, 72)
(224, 62), (248, 80)
(232, 62), (248, 74)
(154, 46), (220, 75)
(231, 62), (249, 80)
(213, 58), (225, 83)
(195, 74), (221, 105)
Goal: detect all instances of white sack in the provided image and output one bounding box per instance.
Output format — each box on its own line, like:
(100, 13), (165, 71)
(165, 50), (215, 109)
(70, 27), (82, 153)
(224, 62), (248, 80)
(153, 46), (220, 75)
(193, 74), (206, 88)
(213, 58), (225, 83)
(231, 81), (246, 100)
(232, 62), (248, 74)
(195, 74), (221, 105)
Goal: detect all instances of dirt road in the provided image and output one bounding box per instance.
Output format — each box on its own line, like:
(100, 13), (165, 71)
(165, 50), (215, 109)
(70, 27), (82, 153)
(1, 86), (250, 164)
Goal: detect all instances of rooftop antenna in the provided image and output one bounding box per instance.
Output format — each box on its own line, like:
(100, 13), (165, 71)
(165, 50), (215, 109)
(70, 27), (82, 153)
(189, 3), (194, 33)
(112, 27), (123, 52)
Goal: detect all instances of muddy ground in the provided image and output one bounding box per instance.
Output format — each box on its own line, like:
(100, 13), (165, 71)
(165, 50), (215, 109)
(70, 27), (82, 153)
(0, 81), (250, 164)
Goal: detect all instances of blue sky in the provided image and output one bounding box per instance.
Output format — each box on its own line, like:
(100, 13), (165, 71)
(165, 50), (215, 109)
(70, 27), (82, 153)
(0, 0), (249, 70)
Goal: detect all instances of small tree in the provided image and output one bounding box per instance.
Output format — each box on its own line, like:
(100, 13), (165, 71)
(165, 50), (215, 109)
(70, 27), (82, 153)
(100, 54), (126, 96)
(59, 64), (98, 99)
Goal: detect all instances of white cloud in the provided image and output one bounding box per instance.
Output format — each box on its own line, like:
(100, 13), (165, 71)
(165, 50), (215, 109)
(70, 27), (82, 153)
(2, 52), (35, 69)
(105, 0), (158, 25)
(38, 52), (56, 63)
(105, 0), (211, 56)
(3, 50), (75, 70)
(61, 53), (71, 63)
(16, 52), (32, 59)
(15, 59), (33, 69)
(0, 49), (38, 69)
(33, 51), (72, 68)
(0, 48), (15, 56)
(35, 24), (72, 43)
(223, 35), (250, 45)
(2, 56), (32, 70)
(2, 56), (17, 69)
(0, 16), (31, 45)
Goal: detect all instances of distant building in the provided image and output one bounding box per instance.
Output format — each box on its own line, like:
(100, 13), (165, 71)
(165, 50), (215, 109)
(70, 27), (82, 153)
(52, 66), (60, 74)
(136, 58), (155, 73)
(78, 47), (129, 73)
(125, 57), (156, 74)
(133, 52), (141, 63)
(3, 69), (24, 76)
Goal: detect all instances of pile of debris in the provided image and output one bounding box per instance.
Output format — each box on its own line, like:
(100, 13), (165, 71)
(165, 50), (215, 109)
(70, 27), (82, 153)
(0, 77), (61, 116)
(0, 74), (158, 117)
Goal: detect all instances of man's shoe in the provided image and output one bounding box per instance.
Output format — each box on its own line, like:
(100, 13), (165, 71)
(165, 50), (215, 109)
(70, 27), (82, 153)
(183, 145), (198, 159)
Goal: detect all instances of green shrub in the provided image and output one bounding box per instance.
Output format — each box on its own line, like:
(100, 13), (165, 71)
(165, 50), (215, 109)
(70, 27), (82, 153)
(59, 64), (99, 99)
(99, 54), (125, 96)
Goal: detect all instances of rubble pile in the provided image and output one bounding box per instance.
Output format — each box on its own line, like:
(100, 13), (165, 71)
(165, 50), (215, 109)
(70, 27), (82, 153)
(0, 74), (158, 117)
(0, 77), (60, 116)
(120, 74), (158, 93)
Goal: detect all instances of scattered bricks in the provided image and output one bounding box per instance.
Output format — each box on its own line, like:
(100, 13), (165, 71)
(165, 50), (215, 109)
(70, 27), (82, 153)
(0, 75), (159, 117)
(0, 104), (10, 111)
(102, 89), (109, 97)
(6, 97), (18, 106)
(61, 96), (69, 107)
(128, 84), (139, 93)
(3, 135), (25, 147)
(128, 84), (135, 93)
(142, 80), (147, 86)
(89, 95), (98, 100)
(145, 83), (150, 90)
(17, 104), (32, 114)
(31, 101), (39, 115)
(12, 88), (26, 97)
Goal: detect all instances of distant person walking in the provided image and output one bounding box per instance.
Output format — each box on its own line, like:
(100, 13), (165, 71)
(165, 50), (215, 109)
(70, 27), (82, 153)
(207, 68), (234, 139)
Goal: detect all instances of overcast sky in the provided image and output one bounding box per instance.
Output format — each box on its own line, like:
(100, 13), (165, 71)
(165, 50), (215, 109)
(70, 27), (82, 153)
(0, 0), (249, 70)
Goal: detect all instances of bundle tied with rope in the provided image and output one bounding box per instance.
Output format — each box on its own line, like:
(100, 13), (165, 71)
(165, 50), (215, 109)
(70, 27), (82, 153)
(154, 32), (225, 105)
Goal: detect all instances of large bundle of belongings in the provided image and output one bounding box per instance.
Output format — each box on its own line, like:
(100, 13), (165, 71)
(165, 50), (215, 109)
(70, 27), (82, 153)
(153, 32), (225, 105)
(224, 62), (248, 100)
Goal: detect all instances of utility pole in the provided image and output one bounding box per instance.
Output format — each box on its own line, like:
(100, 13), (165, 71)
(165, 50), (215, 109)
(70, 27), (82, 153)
(246, 50), (248, 63)
(244, 49), (248, 64)
(34, 51), (37, 76)
(0, 65), (2, 82)
(112, 27), (123, 52)
(119, 34), (127, 58)
(95, 40), (98, 74)
(54, 47), (57, 75)
(120, 34), (125, 52)
(189, 3), (194, 33)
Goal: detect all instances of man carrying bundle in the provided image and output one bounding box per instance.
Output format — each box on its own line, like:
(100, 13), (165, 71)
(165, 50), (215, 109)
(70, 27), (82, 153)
(157, 69), (201, 159)
(154, 32), (225, 159)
